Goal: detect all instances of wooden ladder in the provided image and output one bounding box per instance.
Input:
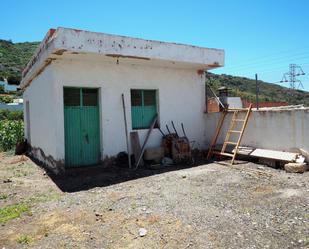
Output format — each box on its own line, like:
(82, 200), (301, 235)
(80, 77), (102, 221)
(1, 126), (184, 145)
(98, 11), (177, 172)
(207, 104), (252, 165)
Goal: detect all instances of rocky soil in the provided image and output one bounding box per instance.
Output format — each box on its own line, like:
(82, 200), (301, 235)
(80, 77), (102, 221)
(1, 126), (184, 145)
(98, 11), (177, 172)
(0, 153), (309, 248)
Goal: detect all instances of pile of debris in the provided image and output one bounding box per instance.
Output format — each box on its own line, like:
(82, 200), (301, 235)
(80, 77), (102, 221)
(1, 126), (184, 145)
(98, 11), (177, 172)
(130, 120), (193, 170)
(236, 147), (308, 173)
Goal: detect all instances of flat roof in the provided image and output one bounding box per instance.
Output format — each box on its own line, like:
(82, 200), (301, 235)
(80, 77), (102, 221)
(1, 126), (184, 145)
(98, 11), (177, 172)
(21, 27), (225, 88)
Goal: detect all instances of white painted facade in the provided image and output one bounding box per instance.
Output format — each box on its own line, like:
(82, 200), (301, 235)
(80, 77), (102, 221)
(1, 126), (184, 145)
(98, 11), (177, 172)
(22, 27), (224, 172)
(205, 109), (309, 153)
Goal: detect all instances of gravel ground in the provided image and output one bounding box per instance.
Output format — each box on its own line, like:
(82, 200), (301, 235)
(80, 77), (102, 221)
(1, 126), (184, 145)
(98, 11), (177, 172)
(0, 153), (309, 249)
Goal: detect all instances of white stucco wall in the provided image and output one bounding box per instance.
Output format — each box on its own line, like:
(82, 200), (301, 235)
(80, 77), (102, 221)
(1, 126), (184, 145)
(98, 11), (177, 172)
(23, 65), (62, 170)
(205, 109), (309, 153)
(25, 57), (208, 167)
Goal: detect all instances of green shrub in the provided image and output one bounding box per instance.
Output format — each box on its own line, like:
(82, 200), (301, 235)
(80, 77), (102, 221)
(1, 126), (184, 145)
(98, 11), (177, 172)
(0, 85), (5, 93)
(7, 75), (21, 85)
(0, 109), (23, 121)
(0, 120), (24, 151)
(0, 95), (13, 103)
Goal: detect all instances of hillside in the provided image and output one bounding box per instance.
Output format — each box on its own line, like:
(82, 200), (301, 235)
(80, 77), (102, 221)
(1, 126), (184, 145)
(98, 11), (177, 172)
(0, 39), (308, 106)
(0, 39), (39, 84)
(206, 72), (309, 106)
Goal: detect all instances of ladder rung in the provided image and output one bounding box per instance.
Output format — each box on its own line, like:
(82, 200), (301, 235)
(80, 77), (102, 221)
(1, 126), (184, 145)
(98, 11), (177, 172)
(213, 151), (234, 157)
(228, 130), (242, 133)
(232, 119), (246, 122)
(227, 108), (249, 112)
(224, 141), (237, 145)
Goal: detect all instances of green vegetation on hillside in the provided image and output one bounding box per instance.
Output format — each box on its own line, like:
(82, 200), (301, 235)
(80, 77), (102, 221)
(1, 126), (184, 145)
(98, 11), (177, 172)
(206, 72), (309, 106)
(0, 39), (39, 84)
(0, 39), (308, 105)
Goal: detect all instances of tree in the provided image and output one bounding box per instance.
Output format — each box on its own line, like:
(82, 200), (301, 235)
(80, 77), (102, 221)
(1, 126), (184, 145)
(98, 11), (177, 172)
(7, 75), (20, 85)
(0, 85), (5, 93)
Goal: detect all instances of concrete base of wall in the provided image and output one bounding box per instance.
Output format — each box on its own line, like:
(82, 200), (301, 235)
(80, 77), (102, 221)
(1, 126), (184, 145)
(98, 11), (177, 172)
(28, 146), (65, 175)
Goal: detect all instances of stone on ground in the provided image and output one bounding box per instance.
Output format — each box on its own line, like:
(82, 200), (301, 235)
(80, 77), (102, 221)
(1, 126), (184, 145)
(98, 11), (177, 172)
(284, 162), (308, 173)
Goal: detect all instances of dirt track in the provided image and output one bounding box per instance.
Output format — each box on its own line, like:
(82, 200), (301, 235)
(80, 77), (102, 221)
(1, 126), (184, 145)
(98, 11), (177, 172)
(0, 153), (309, 248)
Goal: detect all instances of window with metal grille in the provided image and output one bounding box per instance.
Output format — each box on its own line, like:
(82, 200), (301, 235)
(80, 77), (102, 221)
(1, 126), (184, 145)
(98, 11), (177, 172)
(131, 89), (158, 129)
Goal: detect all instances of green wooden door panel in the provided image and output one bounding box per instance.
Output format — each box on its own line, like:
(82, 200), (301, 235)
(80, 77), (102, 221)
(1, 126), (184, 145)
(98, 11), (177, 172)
(64, 106), (82, 167)
(64, 88), (100, 167)
(80, 106), (100, 165)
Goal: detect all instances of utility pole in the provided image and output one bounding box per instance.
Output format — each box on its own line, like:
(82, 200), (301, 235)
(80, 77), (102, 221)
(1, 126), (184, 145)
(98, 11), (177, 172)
(255, 73), (259, 110)
(205, 71), (208, 113)
(280, 63), (306, 90)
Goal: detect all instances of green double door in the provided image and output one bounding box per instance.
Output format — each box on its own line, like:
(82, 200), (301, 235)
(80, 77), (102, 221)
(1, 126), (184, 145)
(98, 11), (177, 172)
(64, 87), (100, 167)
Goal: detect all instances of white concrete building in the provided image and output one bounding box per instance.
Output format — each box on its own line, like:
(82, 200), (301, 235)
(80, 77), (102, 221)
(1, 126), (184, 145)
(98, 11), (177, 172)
(21, 27), (224, 173)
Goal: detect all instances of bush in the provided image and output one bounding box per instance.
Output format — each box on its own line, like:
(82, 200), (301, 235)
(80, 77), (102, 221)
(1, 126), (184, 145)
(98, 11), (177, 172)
(0, 85), (4, 93)
(0, 120), (24, 151)
(0, 110), (23, 121)
(0, 95), (13, 103)
(7, 75), (21, 85)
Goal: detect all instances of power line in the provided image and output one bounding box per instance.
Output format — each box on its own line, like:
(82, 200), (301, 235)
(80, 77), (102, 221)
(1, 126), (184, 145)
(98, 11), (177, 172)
(224, 53), (309, 71)
(258, 61), (309, 74)
(223, 47), (309, 70)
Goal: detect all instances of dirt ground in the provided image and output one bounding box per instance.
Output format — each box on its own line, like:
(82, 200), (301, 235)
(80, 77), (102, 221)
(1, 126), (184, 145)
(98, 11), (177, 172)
(0, 152), (309, 249)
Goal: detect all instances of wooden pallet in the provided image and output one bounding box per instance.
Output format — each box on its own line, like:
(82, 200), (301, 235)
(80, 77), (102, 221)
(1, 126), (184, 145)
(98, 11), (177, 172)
(207, 104), (252, 165)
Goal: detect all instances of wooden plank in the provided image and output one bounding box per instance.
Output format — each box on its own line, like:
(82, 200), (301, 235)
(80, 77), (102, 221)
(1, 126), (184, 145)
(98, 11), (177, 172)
(235, 147), (298, 162)
(231, 104), (252, 164)
(228, 130), (242, 133)
(227, 108), (249, 112)
(212, 151), (234, 157)
(122, 94), (131, 168)
(130, 131), (144, 167)
(221, 111), (237, 153)
(135, 115), (158, 169)
(207, 111), (227, 159)
(224, 141), (237, 145)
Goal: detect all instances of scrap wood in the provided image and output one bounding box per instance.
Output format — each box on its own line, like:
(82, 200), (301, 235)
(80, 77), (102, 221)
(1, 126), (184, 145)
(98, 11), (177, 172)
(121, 94), (131, 168)
(130, 131), (144, 167)
(235, 147), (301, 162)
(135, 115), (158, 169)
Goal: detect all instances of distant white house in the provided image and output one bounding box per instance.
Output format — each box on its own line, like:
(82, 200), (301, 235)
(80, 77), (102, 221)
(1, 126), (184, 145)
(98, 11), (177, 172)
(21, 27), (224, 173)
(0, 102), (23, 111)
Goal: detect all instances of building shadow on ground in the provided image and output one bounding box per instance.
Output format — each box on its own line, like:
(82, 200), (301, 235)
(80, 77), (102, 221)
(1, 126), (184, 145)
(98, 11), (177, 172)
(29, 155), (211, 193)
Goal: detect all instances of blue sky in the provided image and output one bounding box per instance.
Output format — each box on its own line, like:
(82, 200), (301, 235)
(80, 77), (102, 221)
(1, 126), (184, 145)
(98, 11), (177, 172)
(1, 0), (309, 91)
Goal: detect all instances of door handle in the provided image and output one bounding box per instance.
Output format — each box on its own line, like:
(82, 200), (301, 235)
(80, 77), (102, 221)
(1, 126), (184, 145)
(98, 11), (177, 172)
(85, 134), (89, 144)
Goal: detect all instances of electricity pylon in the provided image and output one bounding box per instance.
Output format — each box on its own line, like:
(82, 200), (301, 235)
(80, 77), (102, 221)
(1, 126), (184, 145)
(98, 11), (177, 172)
(280, 64), (305, 90)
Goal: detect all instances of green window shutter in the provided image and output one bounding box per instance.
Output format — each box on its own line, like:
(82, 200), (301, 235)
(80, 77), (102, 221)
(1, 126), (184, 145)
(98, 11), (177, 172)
(131, 89), (157, 129)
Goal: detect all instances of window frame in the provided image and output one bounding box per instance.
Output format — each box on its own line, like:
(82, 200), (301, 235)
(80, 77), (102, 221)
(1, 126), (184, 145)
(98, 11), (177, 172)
(130, 89), (159, 130)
